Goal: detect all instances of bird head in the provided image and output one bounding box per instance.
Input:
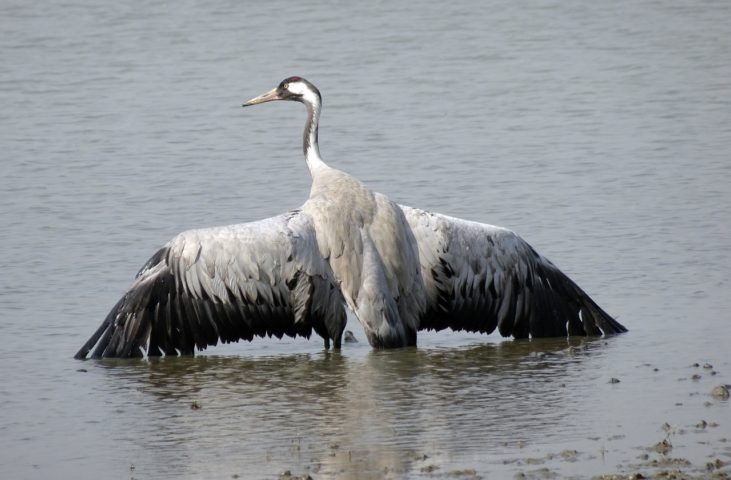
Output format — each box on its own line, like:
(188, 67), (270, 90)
(242, 76), (321, 107)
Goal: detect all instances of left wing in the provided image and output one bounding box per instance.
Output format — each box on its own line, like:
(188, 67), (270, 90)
(75, 210), (346, 359)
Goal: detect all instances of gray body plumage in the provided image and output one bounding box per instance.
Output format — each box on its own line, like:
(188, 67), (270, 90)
(302, 165), (425, 347)
(75, 77), (625, 359)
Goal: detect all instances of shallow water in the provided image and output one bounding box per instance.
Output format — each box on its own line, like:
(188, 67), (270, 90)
(1, 0), (730, 478)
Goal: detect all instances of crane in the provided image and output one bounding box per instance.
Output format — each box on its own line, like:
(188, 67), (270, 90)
(74, 76), (626, 359)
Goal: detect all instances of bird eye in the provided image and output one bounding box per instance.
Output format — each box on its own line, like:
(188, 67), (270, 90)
(282, 83), (289, 90)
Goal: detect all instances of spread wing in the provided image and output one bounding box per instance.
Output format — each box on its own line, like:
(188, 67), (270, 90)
(401, 206), (627, 338)
(75, 210), (346, 359)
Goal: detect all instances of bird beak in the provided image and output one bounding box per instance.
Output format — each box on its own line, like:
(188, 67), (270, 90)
(242, 87), (281, 107)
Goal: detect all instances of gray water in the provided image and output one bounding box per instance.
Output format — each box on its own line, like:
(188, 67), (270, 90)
(1, 0), (730, 478)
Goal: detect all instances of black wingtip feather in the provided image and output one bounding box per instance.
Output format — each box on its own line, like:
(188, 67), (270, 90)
(418, 252), (627, 341)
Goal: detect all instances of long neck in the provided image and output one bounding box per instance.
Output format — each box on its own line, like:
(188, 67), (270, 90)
(303, 99), (327, 174)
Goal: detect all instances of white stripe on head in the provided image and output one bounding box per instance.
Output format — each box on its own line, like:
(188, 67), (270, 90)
(287, 80), (319, 105)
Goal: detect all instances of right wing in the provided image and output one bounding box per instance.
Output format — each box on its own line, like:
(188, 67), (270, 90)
(401, 206), (627, 338)
(74, 210), (346, 359)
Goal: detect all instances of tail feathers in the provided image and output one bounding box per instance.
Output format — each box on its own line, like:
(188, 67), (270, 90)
(355, 229), (417, 348)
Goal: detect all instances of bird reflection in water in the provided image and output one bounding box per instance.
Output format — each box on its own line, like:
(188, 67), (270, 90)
(93, 336), (613, 478)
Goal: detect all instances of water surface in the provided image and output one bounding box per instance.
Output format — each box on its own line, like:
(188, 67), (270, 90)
(1, 0), (730, 478)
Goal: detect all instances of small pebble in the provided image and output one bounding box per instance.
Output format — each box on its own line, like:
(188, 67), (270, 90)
(280, 472), (311, 480)
(706, 458), (725, 471)
(190, 401), (202, 410)
(692, 374), (702, 381)
(609, 377), (620, 384)
(711, 385), (730, 400)
(560, 449), (578, 459)
(703, 363), (713, 369)
(652, 439), (672, 454)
